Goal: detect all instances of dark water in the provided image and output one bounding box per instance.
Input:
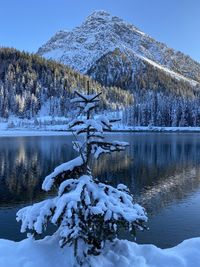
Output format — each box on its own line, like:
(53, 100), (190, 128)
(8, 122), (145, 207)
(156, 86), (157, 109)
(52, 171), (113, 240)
(0, 133), (200, 248)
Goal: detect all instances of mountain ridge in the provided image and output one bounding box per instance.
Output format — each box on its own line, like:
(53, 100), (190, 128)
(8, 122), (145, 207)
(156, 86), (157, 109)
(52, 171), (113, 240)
(38, 10), (200, 94)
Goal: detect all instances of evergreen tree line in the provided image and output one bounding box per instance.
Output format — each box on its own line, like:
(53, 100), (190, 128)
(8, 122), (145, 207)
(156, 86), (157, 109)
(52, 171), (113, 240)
(123, 90), (200, 127)
(0, 47), (133, 118)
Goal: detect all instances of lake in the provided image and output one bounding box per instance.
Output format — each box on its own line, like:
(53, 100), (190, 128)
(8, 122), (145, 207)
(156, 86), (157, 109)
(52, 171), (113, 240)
(0, 133), (200, 248)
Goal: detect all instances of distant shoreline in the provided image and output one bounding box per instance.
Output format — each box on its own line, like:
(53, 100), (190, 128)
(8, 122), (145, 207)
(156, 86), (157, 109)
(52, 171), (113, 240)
(1, 126), (200, 137)
(109, 126), (200, 133)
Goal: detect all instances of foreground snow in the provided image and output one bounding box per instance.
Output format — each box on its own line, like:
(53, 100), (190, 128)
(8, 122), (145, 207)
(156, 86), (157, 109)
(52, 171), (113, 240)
(0, 236), (199, 267)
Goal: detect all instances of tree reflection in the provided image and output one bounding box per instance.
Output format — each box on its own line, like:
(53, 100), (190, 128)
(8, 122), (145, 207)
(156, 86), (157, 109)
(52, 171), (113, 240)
(0, 136), (76, 206)
(1, 133), (200, 215)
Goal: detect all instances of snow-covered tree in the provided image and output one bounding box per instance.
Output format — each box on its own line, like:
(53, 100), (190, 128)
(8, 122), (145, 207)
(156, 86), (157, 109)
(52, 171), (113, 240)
(16, 82), (147, 265)
(123, 90), (200, 127)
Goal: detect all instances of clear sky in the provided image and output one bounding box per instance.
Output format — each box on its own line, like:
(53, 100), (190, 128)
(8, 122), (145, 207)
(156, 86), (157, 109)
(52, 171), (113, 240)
(1, 0), (200, 62)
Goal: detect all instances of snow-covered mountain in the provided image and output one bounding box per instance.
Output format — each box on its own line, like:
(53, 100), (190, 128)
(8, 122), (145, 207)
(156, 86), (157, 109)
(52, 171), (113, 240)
(38, 11), (200, 93)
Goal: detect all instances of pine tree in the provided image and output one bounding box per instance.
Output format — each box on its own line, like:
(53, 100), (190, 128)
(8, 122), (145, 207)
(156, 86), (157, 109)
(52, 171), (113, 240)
(16, 82), (147, 265)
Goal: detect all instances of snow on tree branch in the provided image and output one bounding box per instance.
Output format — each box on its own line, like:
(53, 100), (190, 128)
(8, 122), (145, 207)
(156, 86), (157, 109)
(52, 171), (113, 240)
(17, 175), (147, 244)
(16, 83), (147, 265)
(42, 156), (85, 191)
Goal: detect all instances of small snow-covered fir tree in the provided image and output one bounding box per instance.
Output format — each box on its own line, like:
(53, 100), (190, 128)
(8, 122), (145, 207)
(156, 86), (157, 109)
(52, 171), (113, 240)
(17, 82), (147, 265)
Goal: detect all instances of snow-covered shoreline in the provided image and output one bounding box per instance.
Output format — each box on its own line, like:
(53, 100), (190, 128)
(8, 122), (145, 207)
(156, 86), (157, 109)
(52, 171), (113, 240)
(112, 125), (200, 133)
(0, 236), (199, 267)
(0, 130), (71, 137)
(1, 126), (200, 137)
(2, 114), (200, 136)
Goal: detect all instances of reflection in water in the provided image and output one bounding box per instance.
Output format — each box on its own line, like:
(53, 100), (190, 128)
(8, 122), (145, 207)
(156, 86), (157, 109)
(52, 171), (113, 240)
(0, 133), (200, 247)
(94, 134), (200, 213)
(0, 136), (76, 205)
(138, 167), (200, 214)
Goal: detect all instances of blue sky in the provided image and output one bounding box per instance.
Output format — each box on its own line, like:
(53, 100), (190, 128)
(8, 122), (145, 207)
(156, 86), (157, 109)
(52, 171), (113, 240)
(1, 0), (200, 62)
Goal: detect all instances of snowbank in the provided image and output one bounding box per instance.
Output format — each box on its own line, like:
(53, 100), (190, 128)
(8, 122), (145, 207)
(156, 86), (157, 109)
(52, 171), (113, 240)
(0, 116), (69, 133)
(2, 117), (200, 137)
(1, 126), (200, 138)
(0, 236), (199, 267)
(112, 125), (200, 132)
(0, 236), (74, 267)
(2, 115), (200, 135)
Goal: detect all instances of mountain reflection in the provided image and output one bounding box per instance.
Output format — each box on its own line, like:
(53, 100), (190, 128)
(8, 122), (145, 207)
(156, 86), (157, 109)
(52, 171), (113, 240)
(0, 133), (200, 216)
(94, 133), (200, 214)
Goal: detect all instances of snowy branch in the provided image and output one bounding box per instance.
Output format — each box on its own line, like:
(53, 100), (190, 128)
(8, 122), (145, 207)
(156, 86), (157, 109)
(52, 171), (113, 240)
(17, 175), (147, 246)
(42, 156), (86, 191)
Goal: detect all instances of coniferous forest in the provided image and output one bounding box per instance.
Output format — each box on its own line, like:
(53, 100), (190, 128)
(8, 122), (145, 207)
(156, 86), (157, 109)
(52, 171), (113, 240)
(123, 90), (200, 127)
(0, 48), (132, 119)
(1, 47), (200, 127)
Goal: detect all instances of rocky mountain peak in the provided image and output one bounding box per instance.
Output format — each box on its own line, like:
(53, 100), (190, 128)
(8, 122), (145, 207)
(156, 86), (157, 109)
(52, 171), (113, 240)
(37, 11), (200, 89)
(85, 10), (112, 20)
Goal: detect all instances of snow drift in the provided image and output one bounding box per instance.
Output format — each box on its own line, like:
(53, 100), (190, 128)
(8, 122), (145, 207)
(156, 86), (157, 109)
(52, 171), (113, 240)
(0, 236), (199, 267)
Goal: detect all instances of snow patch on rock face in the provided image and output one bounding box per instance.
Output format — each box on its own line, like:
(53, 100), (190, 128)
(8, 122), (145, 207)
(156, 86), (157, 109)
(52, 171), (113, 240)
(138, 55), (199, 86)
(38, 10), (200, 86)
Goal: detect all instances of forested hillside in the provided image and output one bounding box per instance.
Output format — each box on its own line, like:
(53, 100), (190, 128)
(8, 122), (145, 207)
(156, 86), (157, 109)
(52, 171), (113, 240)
(88, 48), (200, 97)
(0, 48), (132, 118)
(123, 90), (200, 127)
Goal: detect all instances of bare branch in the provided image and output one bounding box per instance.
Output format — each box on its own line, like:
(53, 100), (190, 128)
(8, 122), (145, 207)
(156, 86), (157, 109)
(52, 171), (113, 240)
(74, 91), (88, 101)
(89, 92), (102, 102)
